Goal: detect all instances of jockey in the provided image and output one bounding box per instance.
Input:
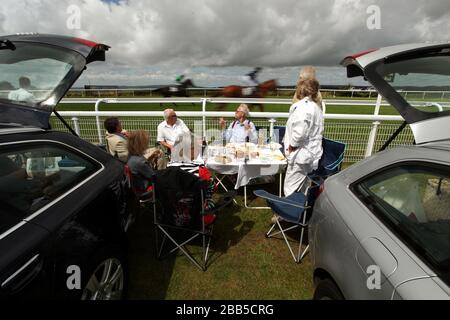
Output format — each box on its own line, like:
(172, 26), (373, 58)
(242, 67), (262, 95)
(175, 74), (185, 84)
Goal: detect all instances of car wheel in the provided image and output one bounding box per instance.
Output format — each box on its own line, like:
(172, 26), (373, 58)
(313, 278), (344, 300)
(81, 245), (126, 300)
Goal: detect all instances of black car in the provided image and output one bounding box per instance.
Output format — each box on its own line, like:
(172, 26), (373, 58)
(0, 34), (138, 299)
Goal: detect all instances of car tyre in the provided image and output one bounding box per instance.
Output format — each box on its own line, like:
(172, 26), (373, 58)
(313, 278), (345, 300)
(80, 244), (127, 300)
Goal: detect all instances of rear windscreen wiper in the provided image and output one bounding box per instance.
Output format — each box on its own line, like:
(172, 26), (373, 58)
(0, 39), (16, 50)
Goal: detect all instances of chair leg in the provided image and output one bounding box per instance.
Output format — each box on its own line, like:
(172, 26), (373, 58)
(166, 233), (200, 255)
(156, 225), (167, 259)
(154, 223), (159, 258)
(266, 218), (308, 263)
(154, 224), (215, 272)
(203, 225), (213, 268)
(157, 225), (205, 271)
(267, 224), (298, 238)
(299, 244), (309, 262)
(297, 226), (308, 263)
(265, 222), (277, 238)
(276, 220), (298, 263)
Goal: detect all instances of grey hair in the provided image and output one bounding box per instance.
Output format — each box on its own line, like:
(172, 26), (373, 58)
(298, 66), (316, 83)
(236, 103), (250, 118)
(163, 108), (174, 121)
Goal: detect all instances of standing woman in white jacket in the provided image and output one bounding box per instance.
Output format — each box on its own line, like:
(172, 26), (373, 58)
(284, 78), (324, 197)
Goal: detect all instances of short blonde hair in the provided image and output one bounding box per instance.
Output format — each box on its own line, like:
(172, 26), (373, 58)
(236, 103), (250, 117)
(128, 130), (149, 156)
(295, 78), (321, 106)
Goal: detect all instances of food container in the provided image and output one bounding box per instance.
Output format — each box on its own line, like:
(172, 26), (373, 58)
(207, 145), (222, 158)
(214, 155), (232, 164)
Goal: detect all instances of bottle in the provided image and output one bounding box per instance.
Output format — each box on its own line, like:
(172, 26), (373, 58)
(258, 130), (262, 146)
(201, 137), (207, 162)
(245, 135), (250, 163)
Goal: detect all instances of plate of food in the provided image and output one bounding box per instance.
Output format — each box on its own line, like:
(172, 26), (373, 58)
(214, 155), (233, 164)
(268, 142), (282, 150)
(234, 142), (256, 149)
(271, 149), (286, 161)
(273, 154), (285, 161)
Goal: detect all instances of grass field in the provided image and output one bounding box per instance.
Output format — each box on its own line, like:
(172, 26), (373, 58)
(126, 179), (315, 300)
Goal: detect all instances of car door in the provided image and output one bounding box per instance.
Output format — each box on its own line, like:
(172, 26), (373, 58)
(352, 161), (450, 299)
(0, 139), (104, 298)
(0, 220), (50, 298)
(393, 276), (450, 299)
(0, 151), (52, 297)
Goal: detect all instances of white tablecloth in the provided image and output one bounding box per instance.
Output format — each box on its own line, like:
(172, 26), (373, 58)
(206, 159), (287, 189)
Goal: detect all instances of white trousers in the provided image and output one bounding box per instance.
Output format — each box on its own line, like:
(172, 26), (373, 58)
(284, 161), (312, 197)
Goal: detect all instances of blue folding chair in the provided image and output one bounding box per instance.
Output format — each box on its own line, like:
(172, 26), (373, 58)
(254, 138), (346, 263)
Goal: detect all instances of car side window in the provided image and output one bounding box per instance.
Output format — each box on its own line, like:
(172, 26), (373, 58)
(354, 164), (450, 274)
(0, 143), (100, 230)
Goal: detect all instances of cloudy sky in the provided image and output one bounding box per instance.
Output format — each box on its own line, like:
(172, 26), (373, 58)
(1, 0), (450, 86)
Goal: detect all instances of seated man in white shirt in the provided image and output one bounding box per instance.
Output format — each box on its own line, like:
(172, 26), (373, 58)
(219, 104), (258, 144)
(157, 109), (191, 161)
(8, 76), (34, 102)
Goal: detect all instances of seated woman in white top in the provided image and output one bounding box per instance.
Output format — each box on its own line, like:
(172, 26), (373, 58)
(219, 104), (258, 144)
(284, 78), (324, 197)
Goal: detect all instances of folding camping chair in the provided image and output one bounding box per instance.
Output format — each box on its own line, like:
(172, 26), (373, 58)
(150, 166), (235, 271)
(253, 138), (346, 263)
(124, 164), (154, 205)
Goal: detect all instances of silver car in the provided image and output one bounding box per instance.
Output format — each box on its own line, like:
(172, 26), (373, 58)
(309, 43), (450, 300)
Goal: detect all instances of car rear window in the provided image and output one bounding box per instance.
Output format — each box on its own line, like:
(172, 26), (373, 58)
(375, 54), (450, 114)
(355, 164), (450, 276)
(0, 42), (85, 109)
(0, 142), (101, 235)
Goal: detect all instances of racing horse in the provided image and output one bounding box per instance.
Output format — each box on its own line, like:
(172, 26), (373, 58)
(152, 78), (195, 107)
(216, 79), (277, 112)
(152, 78), (195, 98)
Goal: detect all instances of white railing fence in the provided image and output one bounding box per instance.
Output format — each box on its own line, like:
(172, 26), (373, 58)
(52, 98), (414, 164)
(62, 87), (450, 101)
